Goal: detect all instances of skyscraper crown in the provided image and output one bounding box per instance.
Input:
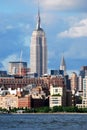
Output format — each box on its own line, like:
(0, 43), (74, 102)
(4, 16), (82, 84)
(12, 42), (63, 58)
(60, 55), (66, 75)
(60, 56), (66, 67)
(36, 2), (43, 31)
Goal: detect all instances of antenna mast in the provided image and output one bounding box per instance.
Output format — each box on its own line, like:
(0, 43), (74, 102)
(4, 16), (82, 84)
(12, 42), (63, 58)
(19, 50), (23, 76)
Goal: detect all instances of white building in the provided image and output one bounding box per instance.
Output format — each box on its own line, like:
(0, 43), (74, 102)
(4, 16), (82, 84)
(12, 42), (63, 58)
(76, 76), (87, 108)
(81, 76), (87, 107)
(78, 76), (83, 91)
(49, 85), (66, 108)
(8, 61), (27, 75)
(30, 8), (47, 77)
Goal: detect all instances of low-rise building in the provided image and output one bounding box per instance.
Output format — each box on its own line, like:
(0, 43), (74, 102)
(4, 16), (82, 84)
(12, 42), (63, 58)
(18, 95), (31, 109)
(0, 94), (18, 109)
(66, 90), (72, 106)
(49, 85), (66, 107)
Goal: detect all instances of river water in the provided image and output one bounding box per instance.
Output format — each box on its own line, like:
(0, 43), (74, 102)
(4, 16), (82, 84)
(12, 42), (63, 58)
(0, 113), (87, 130)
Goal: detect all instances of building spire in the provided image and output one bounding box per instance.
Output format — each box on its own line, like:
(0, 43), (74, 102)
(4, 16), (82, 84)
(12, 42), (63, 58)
(36, 0), (41, 30)
(60, 55), (66, 67)
(60, 54), (66, 75)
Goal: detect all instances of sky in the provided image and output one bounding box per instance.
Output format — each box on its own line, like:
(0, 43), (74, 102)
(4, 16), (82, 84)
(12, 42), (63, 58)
(0, 0), (87, 75)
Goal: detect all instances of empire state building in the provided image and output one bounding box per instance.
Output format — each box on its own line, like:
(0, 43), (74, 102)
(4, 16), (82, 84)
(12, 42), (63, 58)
(30, 9), (47, 77)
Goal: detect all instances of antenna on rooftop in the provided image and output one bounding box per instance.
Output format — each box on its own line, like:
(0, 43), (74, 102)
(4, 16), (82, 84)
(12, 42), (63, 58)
(20, 50), (23, 62)
(19, 50), (23, 76)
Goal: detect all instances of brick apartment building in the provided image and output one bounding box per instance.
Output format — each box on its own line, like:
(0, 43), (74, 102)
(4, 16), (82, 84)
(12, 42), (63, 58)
(0, 76), (65, 90)
(18, 95), (31, 108)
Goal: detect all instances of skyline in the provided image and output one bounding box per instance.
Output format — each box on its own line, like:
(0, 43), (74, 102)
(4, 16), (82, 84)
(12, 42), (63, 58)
(0, 0), (87, 74)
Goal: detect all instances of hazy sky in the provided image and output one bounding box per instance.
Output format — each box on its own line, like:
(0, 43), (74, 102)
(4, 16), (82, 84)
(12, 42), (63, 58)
(0, 0), (87, 74)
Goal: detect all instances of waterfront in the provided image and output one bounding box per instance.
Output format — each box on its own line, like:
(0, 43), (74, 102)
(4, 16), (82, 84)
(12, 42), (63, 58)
(0, 114), (87, 130)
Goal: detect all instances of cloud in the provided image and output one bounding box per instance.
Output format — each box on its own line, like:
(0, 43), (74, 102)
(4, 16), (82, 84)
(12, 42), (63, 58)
(58, 19), (87, 38)
(40, 0), (87, 11)
(63, 41), (87, 59)
(41, 13), (56, 26)
(18, 23), (30, 32)
(1, 0), (87, 14)
(5, 25), (14, 30)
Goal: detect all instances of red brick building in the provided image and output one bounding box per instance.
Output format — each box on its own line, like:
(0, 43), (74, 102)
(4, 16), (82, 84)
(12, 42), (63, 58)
(18, 95), (31, 108)
(18, 95), (49, 109)
(0, 76), (65, 89)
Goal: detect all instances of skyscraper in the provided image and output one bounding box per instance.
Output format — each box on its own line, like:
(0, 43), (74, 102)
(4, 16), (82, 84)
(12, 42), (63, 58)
(70, 72), (78, 91)
(30, 8), (47, 77)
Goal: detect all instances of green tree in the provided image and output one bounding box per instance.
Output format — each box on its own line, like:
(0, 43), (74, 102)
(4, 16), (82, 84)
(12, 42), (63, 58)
(52, 106), (63, 112)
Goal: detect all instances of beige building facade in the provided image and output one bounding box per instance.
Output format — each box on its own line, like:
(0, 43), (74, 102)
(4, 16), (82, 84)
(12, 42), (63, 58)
(0, 95), (18, 109)
(49, 85), (66, 107)
(70, 72), (78, 91)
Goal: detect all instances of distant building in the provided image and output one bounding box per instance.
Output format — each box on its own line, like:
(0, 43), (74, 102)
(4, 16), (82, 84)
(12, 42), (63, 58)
(58, 70), (64, 76)
(76, 76), (87, 108)
(8, 61), (27, 76)
(0, 76), (65, 93)
(0, 71), (7, 77)
(21, 68), (30, 76)
(66, 90), (72, 106)
(30, 7), (47, 77)
(0, 94), (18, 109)
(82, 76), (87, 107)
(70, 72), (78, 91)
(78, 66), (87, 91)
(49, 84), (66, 108)
(18, 85), (49, 109)
(26, 72), (38, 78)
(30, 86), (49, 108)
(78, 76), (83, 91)
(31, 98), (49, 108)
(18, 95), (31, 109)
(79, 66), (87, 78)
(60, 55), (66, 76)
(50, 70), (58, 76)
(0, 76), (68, 109)
(64, 75), (71, 90)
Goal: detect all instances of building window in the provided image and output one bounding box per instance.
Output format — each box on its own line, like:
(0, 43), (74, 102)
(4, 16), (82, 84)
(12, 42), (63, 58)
(55, 89), (58, 93)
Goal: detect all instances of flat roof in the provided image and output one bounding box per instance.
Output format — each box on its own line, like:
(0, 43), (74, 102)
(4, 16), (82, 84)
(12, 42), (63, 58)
(9, 61), (27, 63)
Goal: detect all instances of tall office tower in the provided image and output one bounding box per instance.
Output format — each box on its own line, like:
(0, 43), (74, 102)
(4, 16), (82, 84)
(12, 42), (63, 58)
(82, 76), (87, 107)
(70, 72), (78, 91)
(30, 8), (47, 77)
(78, 66), (87, 91)
(60, 55), (66, 75)
(79, 66), (87, 78)
(78, 76), (83, 91)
